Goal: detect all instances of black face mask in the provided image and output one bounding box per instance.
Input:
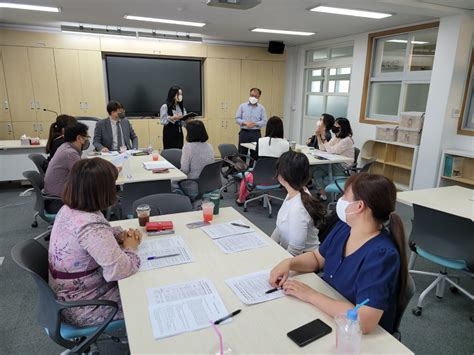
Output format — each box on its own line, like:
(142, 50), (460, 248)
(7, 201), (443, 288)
(332, 126), (341, 134)
(81, 139), (90, 151)
(118, 112), (126, 119)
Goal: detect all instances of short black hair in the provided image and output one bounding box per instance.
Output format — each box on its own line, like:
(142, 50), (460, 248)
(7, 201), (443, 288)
(186, 120), (209, 143)
(321, 113), (335, 130)
(64, 122), (88, 142)
(335, 117), (353, 139)
(265, 116), (284, 139)
(107, 100), (124, 115)
(250, 87), (262, 96)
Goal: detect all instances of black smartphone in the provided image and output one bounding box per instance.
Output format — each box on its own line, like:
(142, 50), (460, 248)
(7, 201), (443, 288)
(287, 319), (332, 347)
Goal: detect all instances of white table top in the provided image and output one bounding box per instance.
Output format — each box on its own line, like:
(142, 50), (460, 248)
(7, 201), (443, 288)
(0, 139), (47, 150)
(397, 186), (474, 221)
(115, 207), (412, 354)
(240, 142), (353, 166)
(94, 153), (187, 184)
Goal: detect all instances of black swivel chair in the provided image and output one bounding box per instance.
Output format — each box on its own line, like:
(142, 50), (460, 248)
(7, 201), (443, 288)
(218, 143), (254, 193)
(392, 274), (416, 341)
(160, 149), (182, 169)
(132, 193), (193, 217)
(28, 153), (48, 177)
(241, 158), (283, 218)
(11, 238), (125, 354)
(408, 204), (474, 317)
(23, 171), (61, 228)
(178, 160), (224, 205)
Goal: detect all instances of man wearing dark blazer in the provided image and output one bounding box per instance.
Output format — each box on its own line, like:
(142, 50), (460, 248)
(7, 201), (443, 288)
(93, 100), (139, 152)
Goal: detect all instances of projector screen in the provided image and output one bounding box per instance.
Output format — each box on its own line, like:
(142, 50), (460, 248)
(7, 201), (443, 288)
(105, 55), (202, 117)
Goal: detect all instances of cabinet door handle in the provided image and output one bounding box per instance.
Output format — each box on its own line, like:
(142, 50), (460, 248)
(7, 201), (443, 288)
(35, 101), (40, 109)
(33, 123), (38, 131)
(7, 123), (12, 133)
(84, 101), (88, 109)
(3, 100), (8, 110)
(39, 123), (43, 131)
(31, 101), (35, 110)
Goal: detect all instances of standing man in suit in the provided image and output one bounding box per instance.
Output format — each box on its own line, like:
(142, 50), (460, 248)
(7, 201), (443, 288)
(93, 101), (139, 152)
(236, 88), (267, 157)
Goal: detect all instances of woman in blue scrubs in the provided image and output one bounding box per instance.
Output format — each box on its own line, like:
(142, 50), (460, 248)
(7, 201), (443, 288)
(269, 172), (408, 334)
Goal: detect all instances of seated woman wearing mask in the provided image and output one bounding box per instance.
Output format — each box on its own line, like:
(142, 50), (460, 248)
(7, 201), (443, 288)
(312, 117), (354, 201)
(269, 173), (408, 334)
(306, 113), (335, 150)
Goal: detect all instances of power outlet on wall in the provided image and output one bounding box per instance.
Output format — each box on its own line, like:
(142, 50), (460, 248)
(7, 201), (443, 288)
(451, 108), (461, 119)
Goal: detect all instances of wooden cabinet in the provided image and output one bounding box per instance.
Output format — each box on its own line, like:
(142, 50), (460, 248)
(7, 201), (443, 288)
(131, 119), (150, 148)
(0, 53), (11, 123)
(11, 121), (38, 139)
(0, 122), (13, 139)
(437, 149), (474, 188)
(146, 119), (164, 151)
(55, 49), (107, 117)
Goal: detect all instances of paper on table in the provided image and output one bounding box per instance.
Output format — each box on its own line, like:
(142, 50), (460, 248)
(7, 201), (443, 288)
(143, 161), (175, 170)
(225, 269), (285, 305)
(311, 150), (341, 161)
(213, 232), (268, 254)
(137, 236), (194, 272)
(201, 220), (255, 239)
(101, 151), (119, 156)
(146, 279), (230, 339)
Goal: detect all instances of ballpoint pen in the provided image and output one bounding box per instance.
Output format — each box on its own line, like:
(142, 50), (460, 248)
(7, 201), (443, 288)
(265, 287), (281, 294)
(230, 222), (250, 229)
(147, 253), (180, 260)
(214, 309), (242, 325)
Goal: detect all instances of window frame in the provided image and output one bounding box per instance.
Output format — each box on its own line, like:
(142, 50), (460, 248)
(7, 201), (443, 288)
(359, 22), (439, 124)
(457, 48), (474, 136)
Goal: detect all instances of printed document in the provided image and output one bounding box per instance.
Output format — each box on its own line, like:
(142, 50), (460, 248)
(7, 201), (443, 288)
(137, 236), (194, 272)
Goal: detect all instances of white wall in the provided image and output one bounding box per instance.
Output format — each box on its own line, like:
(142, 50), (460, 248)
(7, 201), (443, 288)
(283, 14), (474, 189)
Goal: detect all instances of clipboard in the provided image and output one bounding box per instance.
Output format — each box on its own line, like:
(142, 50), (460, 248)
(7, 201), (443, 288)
(181, 112), (199, 121)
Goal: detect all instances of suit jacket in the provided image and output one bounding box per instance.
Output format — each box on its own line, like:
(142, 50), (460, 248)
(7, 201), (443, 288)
(93, 118), (138, 151)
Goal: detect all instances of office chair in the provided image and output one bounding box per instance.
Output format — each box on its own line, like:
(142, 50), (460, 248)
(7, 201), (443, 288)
(160, 149), (182, 169)
(132, 193), (192, 217)
(77, 117), (99, 156)
(392, 274), (416, 341)
(241, 157), (284, 218)
(28, 153), (48, 177)
(218, 143), (254, 193)
(325, 157), (377, 196)
(408, 204), (474, 317)
(177, 160), (223, 205)
(11, 238), (125, 354)
(23, 171), (61, 228)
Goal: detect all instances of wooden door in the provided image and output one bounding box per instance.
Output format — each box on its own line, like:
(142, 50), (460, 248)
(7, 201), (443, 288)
(130, 119), (150, 149)
(0, 53), (11, 123)
(204, 58), (226, 119)
(12, 121), (38, 139)
(78, 50), (107, 117)
(1, 46), (36, 122)
(224, 59), (241, 119)
(54, 49), (83, 116)
(0, 122), (14, 139)
(28, 47), (61, 122)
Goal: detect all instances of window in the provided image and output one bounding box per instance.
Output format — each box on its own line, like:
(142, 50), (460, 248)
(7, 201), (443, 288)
(360, 23), (439, 124)
(458, 48), (474, 135)
(304, 44), (353, 120)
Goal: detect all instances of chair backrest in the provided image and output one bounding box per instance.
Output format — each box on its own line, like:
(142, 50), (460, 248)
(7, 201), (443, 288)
(77, 117), (99, 156)
(161, 149), (182, 169)
(132, 193), (192, 217)
(410, 204), (474, 270)
(218, 144), (238, 159)
(28, 153), (48, 177)
(353, 147), (360, 168)
(10, 238), (76, 349)
(393, 274), (416, 338)
(360, 158), (376, 173)
(250, 157), (279, 187)
(198, 160), (224, 195)
(23, 170), (45, 214)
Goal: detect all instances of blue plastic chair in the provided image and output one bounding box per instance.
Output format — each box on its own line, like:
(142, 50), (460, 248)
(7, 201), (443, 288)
(324, 157), (376, 195)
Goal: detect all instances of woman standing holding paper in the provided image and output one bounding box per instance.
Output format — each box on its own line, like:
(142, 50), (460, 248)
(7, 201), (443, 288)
(160, 86), (188, 149)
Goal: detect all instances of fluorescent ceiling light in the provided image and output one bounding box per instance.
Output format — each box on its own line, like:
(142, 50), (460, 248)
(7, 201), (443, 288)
(387, 39), (429, 44)
(124, 15), (206, 27)
(61, 25), (136, 38)
(251, 28), (314, 36)
(0, 2), (60, 12)
(138, 31), (202, 43)
(310, 6), (391, 19)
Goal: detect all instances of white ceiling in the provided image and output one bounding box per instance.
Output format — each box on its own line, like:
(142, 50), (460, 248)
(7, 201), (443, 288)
(0, 0), (471, 46)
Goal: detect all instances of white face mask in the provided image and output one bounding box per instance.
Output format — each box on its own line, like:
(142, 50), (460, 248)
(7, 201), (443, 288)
(177, 94), (183, 102)
(316, 120), (322, 130)
(249, 96), (258, 105)
(336, 198), (359, 223)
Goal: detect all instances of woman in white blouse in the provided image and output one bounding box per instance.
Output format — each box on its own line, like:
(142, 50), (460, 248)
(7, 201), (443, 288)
(271, 151), (326, 256)
(160, 86), (187, 149)
(313, 117), (355, 201)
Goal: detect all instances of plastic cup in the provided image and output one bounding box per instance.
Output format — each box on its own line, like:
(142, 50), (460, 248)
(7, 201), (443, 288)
(202, 202), (215, 222)
(136, 204), (151, 227)
(289, 141), (297, 150)
(209, 192), (220, 215)
(152, 150), (159, 161)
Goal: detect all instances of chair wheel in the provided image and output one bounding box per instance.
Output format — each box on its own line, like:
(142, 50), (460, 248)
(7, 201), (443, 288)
(243, 207), (247, 212)
(31, 221), (38, 228)
(268, 214), (272, 218)
(412, 307), (422, 316)
(450, 286), (459, 294)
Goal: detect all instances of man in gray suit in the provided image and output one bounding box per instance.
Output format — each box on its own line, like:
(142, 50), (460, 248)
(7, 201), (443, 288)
(93, 100), (139, 152)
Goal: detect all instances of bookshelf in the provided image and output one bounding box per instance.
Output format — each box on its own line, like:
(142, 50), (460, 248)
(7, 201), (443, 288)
(361, 140), (419, 191)
(437, 149), (474, 188)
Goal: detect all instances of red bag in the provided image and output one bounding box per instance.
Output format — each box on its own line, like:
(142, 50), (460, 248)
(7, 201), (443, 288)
(145, 221), (174, 231)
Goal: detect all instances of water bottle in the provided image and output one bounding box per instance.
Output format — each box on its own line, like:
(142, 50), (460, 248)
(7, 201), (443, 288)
(335, 299), (369, 355)
(122, 153), (132, 180)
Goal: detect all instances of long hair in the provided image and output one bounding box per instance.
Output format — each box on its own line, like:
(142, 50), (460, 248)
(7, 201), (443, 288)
(334, 117), (353, 139)
(166, 86), (184, 117)
(265, 116), (284, 145)
(345, 172), (408, 310)
(45, 115), (77, 154)
(321, 113), (335, 131)
(276, 151), (326, 227)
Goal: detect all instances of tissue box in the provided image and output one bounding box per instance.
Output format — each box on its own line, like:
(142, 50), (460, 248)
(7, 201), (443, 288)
(20, 137), (30, 146)
(30, 137), (41, 145)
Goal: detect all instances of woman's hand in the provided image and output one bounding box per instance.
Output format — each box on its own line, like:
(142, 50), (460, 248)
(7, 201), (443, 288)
(269, 259), (291, 287)
(283, 279), (318, 304)
(121, 229), (142, 251)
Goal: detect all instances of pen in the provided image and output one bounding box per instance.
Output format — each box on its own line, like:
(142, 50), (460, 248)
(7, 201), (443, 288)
(147, 253), (180, 260)
(265, 287), (281, 294)
(214, 309), (242, 325)
(230, 222), (250, 229)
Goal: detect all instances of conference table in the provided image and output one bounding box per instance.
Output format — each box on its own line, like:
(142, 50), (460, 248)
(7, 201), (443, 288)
(397, 186), (474, 221)
(115, 207), (413, 354)
(0, 139), (47, 181)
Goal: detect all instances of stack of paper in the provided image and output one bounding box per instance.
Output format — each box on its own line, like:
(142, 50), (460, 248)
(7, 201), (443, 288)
(146, 279), (230, 339)
(201, 220), (269, 254)
(225, 270), (285, 305)
(143, 161), (175, 170)
(137, 236), (194, 271)
(311, 150), (340, 161)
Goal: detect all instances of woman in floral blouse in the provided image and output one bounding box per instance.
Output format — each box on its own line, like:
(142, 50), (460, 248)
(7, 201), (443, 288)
(48, 158), (142, 327)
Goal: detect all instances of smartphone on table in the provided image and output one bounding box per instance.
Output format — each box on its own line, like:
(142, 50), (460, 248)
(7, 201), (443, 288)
(287, 319), (332, 347)
(152, 168), (169, 174)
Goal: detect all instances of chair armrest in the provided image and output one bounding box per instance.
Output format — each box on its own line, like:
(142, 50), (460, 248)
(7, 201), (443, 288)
(334, 178), (347, 193)
(42, 194), (63, 201)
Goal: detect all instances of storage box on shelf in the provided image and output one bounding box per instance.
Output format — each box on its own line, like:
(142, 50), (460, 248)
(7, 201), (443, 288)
(375, 125), (398, 142)
(397, 111), (424, 146)
(361, 140), (419, 191)
(437, 149), (474, 187)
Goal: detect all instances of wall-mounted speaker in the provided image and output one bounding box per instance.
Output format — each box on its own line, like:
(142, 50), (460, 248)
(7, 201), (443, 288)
(268, 41), (285, 54)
